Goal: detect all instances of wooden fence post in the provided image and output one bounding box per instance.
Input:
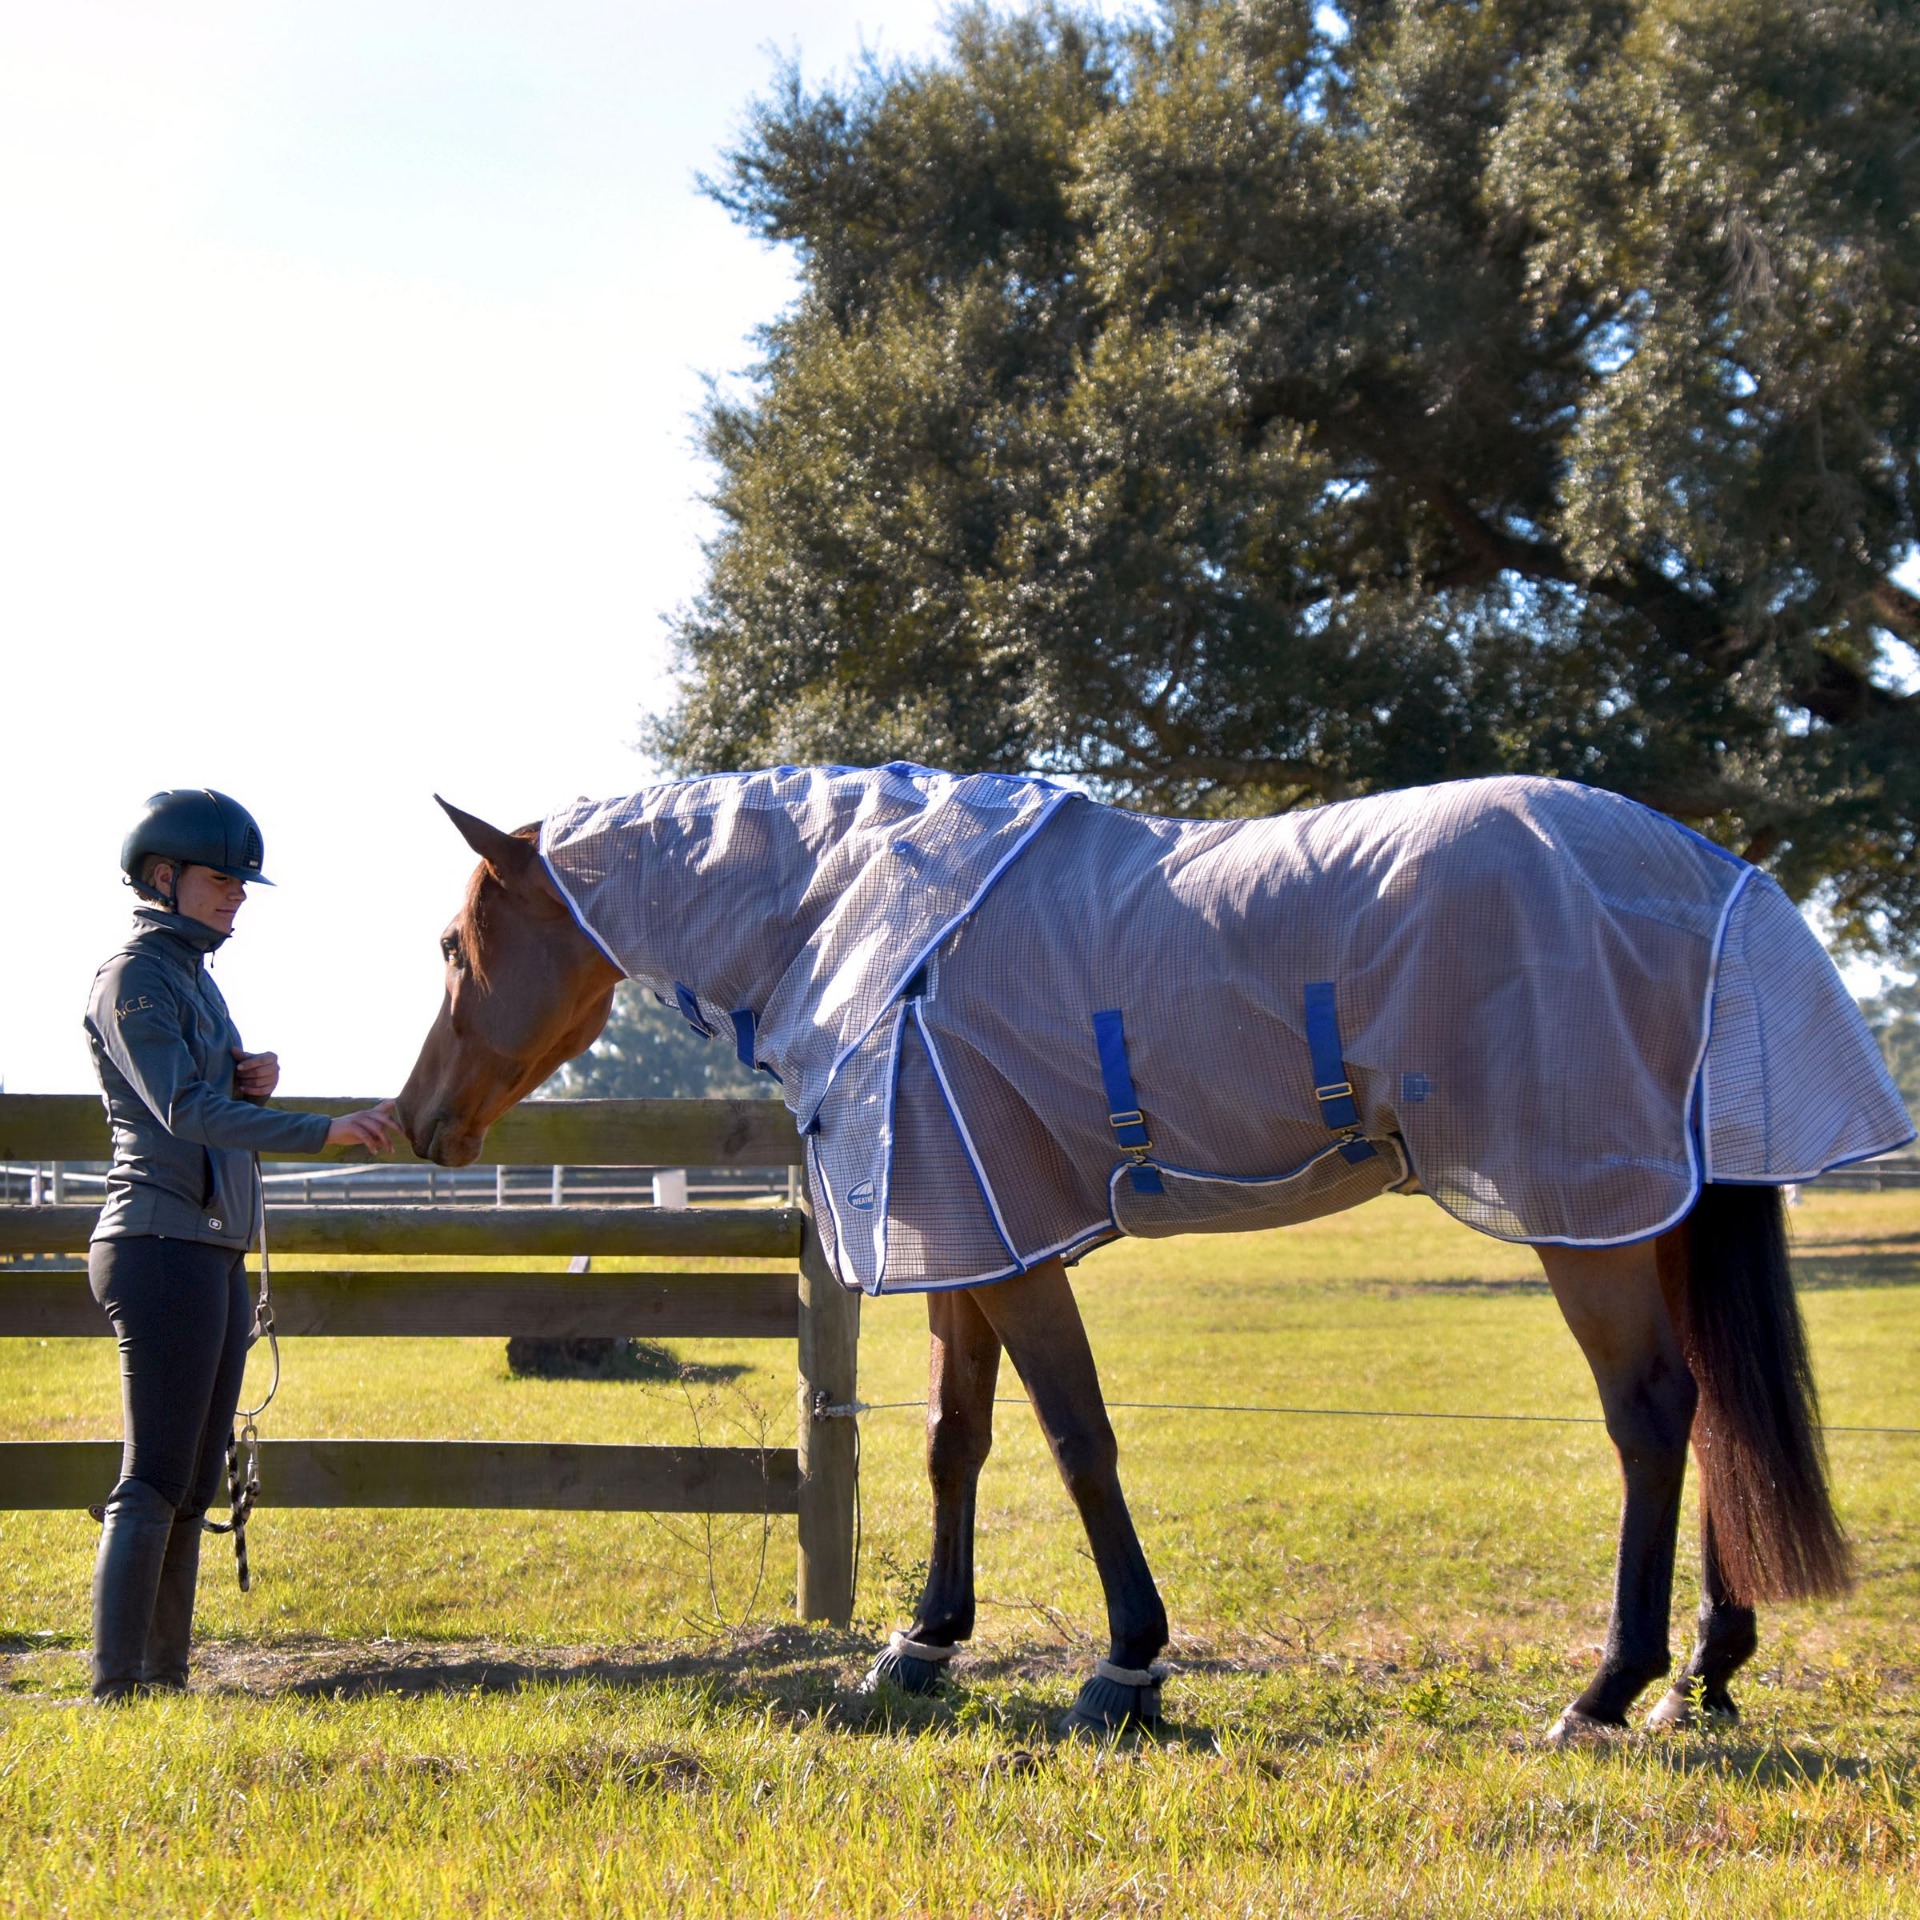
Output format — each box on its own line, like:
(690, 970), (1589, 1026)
(794, 1165), (860, 1625)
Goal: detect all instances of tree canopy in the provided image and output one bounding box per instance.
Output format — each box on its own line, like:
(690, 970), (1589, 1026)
(652, 0), (1920, 955)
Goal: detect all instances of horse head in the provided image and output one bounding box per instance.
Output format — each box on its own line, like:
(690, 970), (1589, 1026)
(397, 799), (622, 1166)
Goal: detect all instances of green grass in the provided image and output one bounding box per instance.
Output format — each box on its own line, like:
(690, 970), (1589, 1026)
(2, 1189), (1917, 1915)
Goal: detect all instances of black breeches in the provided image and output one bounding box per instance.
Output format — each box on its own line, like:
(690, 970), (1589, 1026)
(89, 1237), (251, 1517)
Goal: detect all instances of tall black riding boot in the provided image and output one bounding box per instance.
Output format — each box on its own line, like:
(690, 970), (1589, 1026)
(141, 1513), (205, 1692)
(90, 1478), (177, 1702)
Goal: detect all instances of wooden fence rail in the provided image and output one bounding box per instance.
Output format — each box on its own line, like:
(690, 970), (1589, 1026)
(0, 1441), (801, 1515)
(0, 1094), (797, 1169)
(0, 1096), (859, 1623)
(0, 1204), (801, 1260)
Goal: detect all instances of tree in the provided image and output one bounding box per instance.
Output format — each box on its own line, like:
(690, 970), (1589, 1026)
(653, 0), (1920, 955)
(1862, 978), (1920, 1116)
(543, 986), (777, 1101)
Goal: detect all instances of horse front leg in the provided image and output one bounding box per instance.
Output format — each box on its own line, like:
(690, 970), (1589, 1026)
(863, 1286), (1002, 1696)
(968, 1257), (1170, 1734)
(1539, 1237), (1698, 1742)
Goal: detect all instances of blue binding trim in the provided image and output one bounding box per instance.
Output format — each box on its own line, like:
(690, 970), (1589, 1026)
(1092, 1008), (1165, 1195)
(674, 983), (715, 1039)
(1303, 981), (1377, 1164)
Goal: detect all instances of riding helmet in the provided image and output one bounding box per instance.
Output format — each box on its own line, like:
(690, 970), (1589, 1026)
(121, 790), (274, 899)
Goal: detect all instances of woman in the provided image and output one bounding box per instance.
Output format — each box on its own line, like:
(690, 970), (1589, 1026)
(82, 788), (399, 1701)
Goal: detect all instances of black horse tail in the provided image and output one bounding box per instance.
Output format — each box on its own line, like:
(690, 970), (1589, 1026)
(1665, 1183), (1851, 1604)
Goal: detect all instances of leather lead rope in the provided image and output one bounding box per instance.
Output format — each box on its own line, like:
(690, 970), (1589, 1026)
(204, 1153), (280, 1590)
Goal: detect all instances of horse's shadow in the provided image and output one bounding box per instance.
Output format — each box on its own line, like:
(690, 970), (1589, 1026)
(256, 1624), (840, 1704)
(1594, 1736), (1891, 1789)
(220, 1628), (1220, 1746)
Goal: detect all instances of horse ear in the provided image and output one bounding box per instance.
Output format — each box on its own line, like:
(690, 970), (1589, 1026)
(435, 796), (536, 880)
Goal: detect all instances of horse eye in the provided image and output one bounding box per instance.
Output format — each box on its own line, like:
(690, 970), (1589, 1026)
(440, 935), (462, 966)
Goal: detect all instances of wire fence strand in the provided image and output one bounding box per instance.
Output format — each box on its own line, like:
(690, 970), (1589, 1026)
(844, 1397), (1920, 1437)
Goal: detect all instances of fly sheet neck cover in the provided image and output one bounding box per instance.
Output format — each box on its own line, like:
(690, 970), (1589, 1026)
(541, 768), (1913, 1296)
(540, 766), (1072, 1132)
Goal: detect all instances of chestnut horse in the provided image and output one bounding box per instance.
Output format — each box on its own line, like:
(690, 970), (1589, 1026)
(398, 798), (1850, 1741)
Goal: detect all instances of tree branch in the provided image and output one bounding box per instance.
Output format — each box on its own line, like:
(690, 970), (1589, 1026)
(1242, 381), (1920, 744)
(1871, 578), (1920, 643)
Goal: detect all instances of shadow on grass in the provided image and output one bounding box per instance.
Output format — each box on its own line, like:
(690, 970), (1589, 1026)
(0, 1632), (76, 1654)
(1793, 1243), (1920, 1290)
(254, 1624), (853, 1705)
(1322, 1240), (1920, 1297)
(217, 1628), (1222, 1746)
(1343, 1235), (1920, 1296)
(504, 1337), (749, 1384)
(1355, 1276), (1551, 1297)
(1628, 1738), (1899, 1790)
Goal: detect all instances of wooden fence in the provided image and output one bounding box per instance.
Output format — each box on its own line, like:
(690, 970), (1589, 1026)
(0, 1095), (860, 1624)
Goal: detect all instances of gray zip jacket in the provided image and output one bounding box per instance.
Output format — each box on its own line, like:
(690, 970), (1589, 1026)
(85, 909), (332, 1248)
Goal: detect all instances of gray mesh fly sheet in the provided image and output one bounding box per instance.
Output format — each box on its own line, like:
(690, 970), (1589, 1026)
(542, 767), (1913, 1296)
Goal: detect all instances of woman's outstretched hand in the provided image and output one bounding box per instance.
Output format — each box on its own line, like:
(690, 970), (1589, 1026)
(326, 1102), (404, 1156)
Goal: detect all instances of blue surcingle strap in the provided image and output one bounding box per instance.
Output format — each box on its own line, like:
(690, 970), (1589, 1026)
(1303, 981), (1377, 1165)
(728, 1007), (782, 1082)
(1092, 1008), (1165, 1196)
(674, 982), (715, 1039)
(730, 1008), (757, 1069)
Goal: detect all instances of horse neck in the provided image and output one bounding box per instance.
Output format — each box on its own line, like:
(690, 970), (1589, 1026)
(575, 807), (831, 1019)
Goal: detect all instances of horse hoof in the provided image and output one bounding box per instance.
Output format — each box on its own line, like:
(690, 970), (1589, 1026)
(1543, 1706), (1626, 1747)
(859, 1632), (956, 1697)
(1645, 1685), (1739, 1732)
(1060, 1660), (1166, 1738)
(1644, 1687), (1689, 1730)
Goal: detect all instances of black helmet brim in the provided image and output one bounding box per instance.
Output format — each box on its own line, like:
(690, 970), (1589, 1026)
(121, 789), (272, 890)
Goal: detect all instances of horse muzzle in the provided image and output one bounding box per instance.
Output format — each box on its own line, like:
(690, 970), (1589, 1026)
(403, 1105), (485, 1169)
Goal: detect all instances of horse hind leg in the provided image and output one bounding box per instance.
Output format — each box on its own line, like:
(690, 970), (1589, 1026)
(1538, 1237), (1697, 1742)
(862, 1285), (1002, 1697)
(1646, 1507), (1759, 1729)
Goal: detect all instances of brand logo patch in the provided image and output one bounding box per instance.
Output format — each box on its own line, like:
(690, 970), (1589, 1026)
(114, 995), (154, 1021)
(1400, 1071), (1434, 1104)
(846, 1180), (875, 1212)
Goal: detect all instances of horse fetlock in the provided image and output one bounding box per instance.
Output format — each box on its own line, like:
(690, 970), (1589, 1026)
(1543, 1704), (1630, 1747)
(1571, 1651), (1671, 1727)
(1693, 1600), (1759, 1680)
(1645, 1678), (1740, 1732)
(914, 1602), (975, 1645)
(1109, 1621), (1168, 1672)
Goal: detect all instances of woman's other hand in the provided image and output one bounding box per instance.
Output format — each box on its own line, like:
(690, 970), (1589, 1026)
(326, 1102), (403, 1155)
(231, 1048), (281, 1103)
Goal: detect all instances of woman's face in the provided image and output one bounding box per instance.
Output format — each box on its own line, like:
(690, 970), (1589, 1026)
(158, 862), (248, 935)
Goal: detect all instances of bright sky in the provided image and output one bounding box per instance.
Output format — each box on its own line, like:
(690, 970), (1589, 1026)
(2, 4), (1900, 1100)
(0, 1), (1129, 1096)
